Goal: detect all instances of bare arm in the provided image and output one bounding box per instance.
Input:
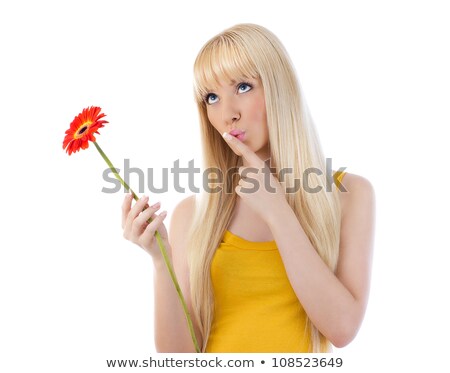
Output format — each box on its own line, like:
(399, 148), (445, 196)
(267, 174), (376, 347)
(121, 194), (202, 352)
(152, 255), (201, 352)
(153, 195), (203, 352)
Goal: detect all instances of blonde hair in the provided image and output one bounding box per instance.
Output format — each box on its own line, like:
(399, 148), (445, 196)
(187, 23), (341, 353)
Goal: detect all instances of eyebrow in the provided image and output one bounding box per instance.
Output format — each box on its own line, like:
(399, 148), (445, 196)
(207, 77), (251, 92)
(229, 77), (251, 85)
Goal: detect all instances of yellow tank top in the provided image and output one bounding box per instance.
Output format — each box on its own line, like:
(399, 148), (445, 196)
(205, 171), (346, 353)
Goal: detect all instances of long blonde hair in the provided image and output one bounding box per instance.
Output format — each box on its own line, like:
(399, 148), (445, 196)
(187, 23), (342, 353)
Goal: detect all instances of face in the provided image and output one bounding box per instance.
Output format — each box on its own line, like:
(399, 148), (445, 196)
(204, 77), (270, 164)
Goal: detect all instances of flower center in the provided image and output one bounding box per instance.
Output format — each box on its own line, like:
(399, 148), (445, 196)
(75, 121), (92, 138)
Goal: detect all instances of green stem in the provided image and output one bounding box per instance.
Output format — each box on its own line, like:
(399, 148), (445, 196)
(93, 141), (201, 353)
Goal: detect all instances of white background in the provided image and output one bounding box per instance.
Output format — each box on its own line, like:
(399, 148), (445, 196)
(1, 0), (449, 372)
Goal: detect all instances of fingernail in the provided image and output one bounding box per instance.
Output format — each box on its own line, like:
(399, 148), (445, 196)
(151, 202), (161, 208)
(160, 211), (167, 218)
(222, 132), (232, 140)
(142, 195), (149, 202)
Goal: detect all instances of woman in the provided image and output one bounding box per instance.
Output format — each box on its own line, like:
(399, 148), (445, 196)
(121, 23), (375, 353)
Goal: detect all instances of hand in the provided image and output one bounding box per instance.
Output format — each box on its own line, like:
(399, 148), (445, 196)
(121, 194), (171, 259)
(222, 132), (289, 225)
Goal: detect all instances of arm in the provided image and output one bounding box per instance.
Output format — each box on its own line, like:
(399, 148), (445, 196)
(153, 257), (202, 352)
(153, 195), (203, 352)
(267, 174), (376, 347)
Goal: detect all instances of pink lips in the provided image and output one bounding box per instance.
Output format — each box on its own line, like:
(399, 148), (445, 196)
(230, 129), (244, 136)
(229, 129), (246, 141)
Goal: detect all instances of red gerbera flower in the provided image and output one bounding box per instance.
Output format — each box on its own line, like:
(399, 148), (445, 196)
(61, 105), (200, 352)
(62, 106), (109, 155)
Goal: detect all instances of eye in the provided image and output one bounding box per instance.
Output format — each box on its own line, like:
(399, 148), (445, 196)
(238, 82), (252, 93)
(205, 93), (218, 105)
(204, 81), (253, 105)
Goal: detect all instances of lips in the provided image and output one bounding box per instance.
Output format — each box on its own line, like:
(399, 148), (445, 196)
(230, 129), (245, 137)
(229, 129), (246, 141)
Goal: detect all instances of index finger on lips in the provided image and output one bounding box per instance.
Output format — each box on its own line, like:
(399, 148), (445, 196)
(223, 132), (265, 168)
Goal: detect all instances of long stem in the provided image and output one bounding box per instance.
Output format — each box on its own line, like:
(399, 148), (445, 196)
(93, 141), (201, 353)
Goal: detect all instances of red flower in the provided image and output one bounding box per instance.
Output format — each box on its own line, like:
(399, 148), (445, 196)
(61, 105), (201, 352)
(62, 106), (109, 155)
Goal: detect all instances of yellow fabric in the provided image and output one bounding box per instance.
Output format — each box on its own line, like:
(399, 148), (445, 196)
(205, 171), (346, 353)
(333, 170), (346, 189)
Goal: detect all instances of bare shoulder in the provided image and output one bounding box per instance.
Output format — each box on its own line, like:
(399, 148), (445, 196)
(337, 172), (375, 219)
(168, 193), (196, 281)
(172, 194), (196, 218)
(169, 194), (196, 251)
(339, 172), (374, 192)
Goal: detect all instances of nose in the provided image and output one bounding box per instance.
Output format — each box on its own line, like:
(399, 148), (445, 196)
(221, 97), (241, 126)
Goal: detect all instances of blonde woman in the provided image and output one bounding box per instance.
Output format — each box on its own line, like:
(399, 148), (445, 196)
(121, 23), (375, 353)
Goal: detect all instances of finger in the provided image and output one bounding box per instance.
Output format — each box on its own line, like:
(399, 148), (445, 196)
(239, 166), (260, 179)
(139, 211), (168, 247)
(121, 193), (134, 229)
(131, 202), (161, 236)
(223, 132), (265, 167)
(125, 195), (149, 232)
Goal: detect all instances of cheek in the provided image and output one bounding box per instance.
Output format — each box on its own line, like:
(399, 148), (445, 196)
(249, 94), (267, 123)
(206, 110), (220, 131)
(255, 97), (269, 143)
